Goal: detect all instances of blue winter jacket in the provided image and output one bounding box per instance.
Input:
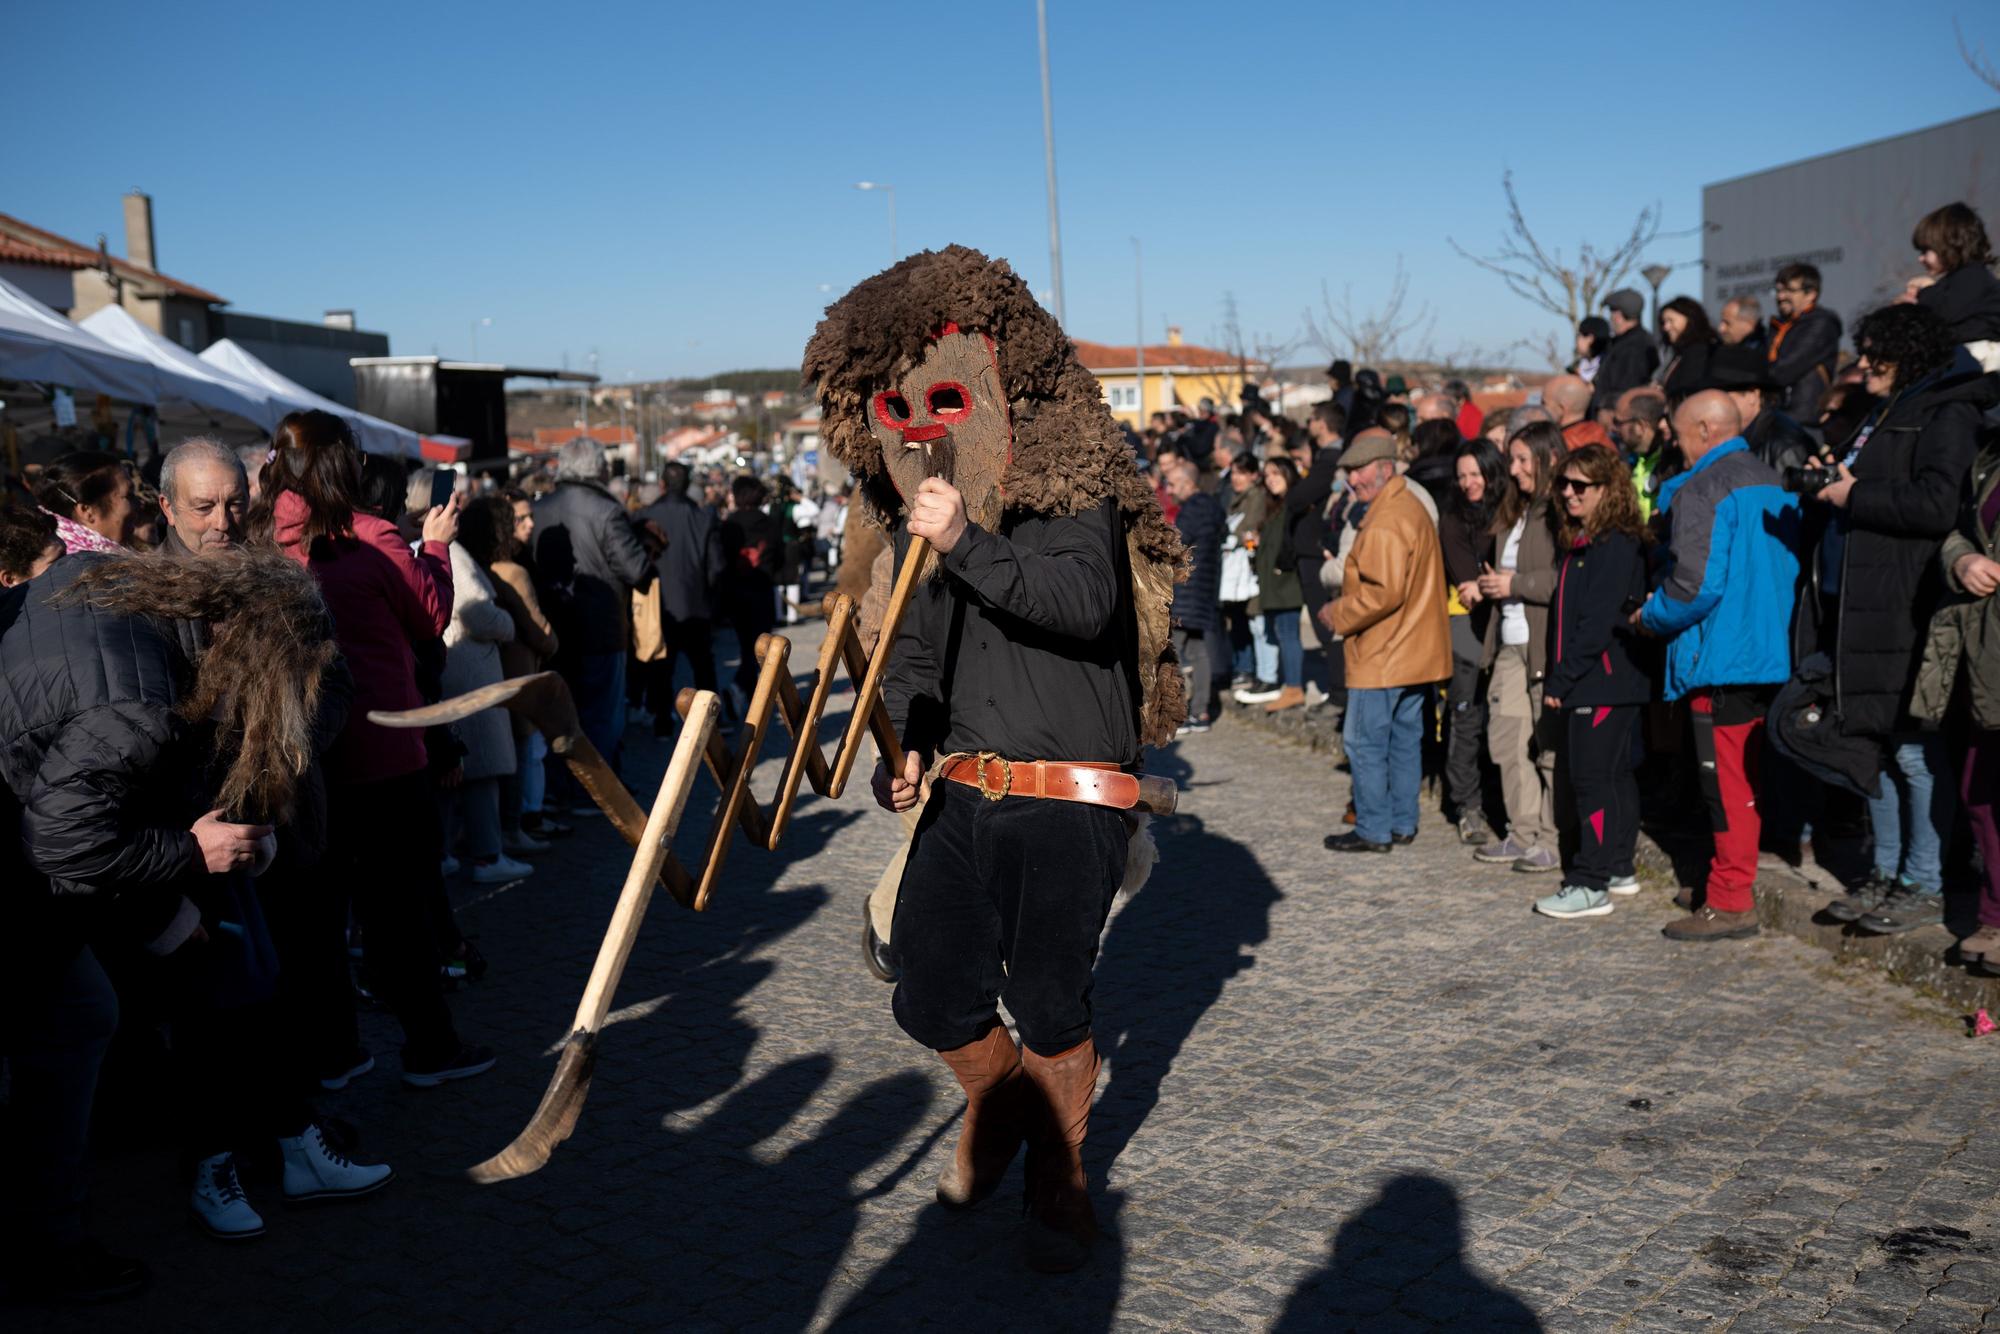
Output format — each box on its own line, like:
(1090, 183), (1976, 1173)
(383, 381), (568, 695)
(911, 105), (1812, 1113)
(1638, 436), (1802, 700)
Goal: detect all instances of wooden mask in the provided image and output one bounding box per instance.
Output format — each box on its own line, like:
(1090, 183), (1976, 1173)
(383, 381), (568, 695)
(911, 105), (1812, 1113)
(865, 326), (1011, 529)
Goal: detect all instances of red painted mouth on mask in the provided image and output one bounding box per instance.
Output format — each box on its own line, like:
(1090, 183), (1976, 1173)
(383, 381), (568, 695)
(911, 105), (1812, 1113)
(901, 423), (948, 443)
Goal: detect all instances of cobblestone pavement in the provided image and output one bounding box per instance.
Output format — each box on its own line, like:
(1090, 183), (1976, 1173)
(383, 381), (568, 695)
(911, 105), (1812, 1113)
(30, 622), (2000, 1332)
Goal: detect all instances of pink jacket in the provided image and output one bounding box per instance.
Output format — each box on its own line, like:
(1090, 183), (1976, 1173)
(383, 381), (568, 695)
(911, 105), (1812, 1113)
(273, 490), (451, 785)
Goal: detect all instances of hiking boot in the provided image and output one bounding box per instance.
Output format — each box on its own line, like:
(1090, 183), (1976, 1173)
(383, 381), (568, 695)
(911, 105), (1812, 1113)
(1535, 884), (1613, 919)
(1607, 874), (1641, 896)
(279, 1123), (394, 1203)
(1263, 686), (1307, 713)
(1856, 886), (1945, 936)
(1824, 871), (1896, 923)
(1662, 906), (1760, 942)
(1456, 813), (1494, 846)
(1957, 924), (2000, 962)
(1324, 831), (1390, 854)
(190, 1153), (264, 1240)
(1233, 681), (1282, 704)
(1511, 846), (1561, 874)
(935, 1026), (1028, 1210)
(1474, 835), (1529, 865)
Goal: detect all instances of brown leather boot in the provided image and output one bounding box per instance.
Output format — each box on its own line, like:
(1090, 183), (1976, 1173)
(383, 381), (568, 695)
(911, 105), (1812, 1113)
(1019, 1036), (1101, 1273)
(934, 1026), (1027, 1210)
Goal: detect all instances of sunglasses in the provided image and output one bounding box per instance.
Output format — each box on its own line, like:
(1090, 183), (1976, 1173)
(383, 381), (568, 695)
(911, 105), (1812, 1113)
(1555, 476), (1602, 495)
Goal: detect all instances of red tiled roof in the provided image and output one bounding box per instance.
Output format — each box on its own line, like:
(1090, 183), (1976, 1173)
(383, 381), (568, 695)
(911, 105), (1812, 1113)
(1070, 339), (1257, 372)
(0, 212), (228, 305)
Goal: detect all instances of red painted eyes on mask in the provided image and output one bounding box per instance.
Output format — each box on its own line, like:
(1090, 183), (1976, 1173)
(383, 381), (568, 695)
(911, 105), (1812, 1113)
(874, 382), (973, 433)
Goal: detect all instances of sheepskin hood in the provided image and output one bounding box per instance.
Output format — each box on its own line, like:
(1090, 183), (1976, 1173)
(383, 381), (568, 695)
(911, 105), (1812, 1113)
(803, 244), (1188, 747)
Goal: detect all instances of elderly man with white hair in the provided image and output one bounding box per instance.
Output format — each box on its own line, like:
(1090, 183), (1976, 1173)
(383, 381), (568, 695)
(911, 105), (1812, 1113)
(530, 438), (654, 779)
(159, 436), (249, 558)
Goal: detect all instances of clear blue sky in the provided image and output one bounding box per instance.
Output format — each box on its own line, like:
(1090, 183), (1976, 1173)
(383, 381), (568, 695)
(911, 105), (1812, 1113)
(6, 1), (1996, 379)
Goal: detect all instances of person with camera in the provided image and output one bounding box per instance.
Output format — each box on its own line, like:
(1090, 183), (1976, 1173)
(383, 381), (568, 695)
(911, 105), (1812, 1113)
(1809, 304), (2000, 933)
(1633, 391), (1801, 941)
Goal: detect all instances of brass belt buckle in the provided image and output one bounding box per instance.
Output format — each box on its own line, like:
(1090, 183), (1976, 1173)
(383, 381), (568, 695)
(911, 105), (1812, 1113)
(973, 750), (1012, 801)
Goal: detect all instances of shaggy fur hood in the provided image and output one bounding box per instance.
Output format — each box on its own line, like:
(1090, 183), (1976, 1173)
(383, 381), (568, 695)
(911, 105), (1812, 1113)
(803, 245), (1188, 746)
(57, 548), (339, 824)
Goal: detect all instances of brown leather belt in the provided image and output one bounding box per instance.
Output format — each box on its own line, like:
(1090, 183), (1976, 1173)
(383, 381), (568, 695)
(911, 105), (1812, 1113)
(938, 753), (1177, 814)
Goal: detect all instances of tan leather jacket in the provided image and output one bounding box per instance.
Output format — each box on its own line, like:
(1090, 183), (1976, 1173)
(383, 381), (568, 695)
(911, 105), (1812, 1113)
(1329, 476), (1451, 689)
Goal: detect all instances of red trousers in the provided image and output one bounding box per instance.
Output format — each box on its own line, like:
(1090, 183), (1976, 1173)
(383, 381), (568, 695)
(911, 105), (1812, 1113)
(1690, 691), (1763, 912)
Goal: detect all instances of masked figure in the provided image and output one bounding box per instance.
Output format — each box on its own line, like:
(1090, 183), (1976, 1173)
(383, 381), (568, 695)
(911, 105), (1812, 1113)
(804, 245), (1185, 1272)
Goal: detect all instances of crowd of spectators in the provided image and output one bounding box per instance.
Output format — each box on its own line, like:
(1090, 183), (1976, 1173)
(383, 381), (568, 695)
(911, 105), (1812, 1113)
(3, 196), (1998, 1305)
(0, 416), (841, 1301)
(1149, 199), (2000, 947)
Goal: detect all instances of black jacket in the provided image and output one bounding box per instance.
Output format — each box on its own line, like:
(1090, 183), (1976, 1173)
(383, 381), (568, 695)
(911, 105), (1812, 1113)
(1744, 406), (1816, 475)
(1768, 304), (1843, 423)
(883, 498), (1138, 765)
(1659, 339), (1713, 400)
(532, 480), (654, 658)
(1593, 328), (1659, 415)
(1171, 488), (1225, 632)
(1918, 264), (2000, 344)
(1543, 530), (1652, 707)
(0, 555), (210, 948)
(1286, 442), (1343, 570)
(1818, 368), (2000, 738)
(638, 489), (723, 622)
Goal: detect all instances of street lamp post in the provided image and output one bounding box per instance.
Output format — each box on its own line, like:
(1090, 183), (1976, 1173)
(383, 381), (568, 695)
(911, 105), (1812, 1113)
(1132, 237), (1144, 431)
(854, 182), (896, 266)
(1640, 263), (1673, 339)
(1036, 0), (1065, 325)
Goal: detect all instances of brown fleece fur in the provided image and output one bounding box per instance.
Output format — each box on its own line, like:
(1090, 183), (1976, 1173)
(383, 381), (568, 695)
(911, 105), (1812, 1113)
(57, 549), (337, 824)
(803, 245), (1188, 746)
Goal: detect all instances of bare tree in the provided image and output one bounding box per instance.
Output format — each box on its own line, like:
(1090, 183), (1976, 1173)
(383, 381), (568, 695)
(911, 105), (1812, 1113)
(1959, 17), (2000, 93)
(1248, 328), (1306, 413)
(1449, 171), (1661, 334)
(1302, 257), (1433, 366)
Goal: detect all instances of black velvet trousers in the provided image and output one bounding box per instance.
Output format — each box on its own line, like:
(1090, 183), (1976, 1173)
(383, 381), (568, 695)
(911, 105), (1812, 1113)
(890, 781), (1126, 1057)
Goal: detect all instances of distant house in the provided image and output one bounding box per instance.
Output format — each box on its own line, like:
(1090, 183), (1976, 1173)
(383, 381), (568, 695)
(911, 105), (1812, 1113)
(1071, 327), (1263, 428)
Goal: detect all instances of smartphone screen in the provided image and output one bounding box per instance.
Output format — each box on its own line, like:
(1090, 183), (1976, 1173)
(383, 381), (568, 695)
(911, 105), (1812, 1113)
(429, 469), (457, 510)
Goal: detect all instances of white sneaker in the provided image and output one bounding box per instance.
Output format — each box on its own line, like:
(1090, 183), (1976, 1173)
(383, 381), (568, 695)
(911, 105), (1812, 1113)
(1608, 874), (1642, 896)
(278, 1123), (393, 1203)
(1233, 682), (1283, 704)
(190, 1153), (265, 1240)
(469, 854), (533, 884)
(439, 855), (460, 878)
(1303, 682), (1330, 710)
(502, 830), (551, 856)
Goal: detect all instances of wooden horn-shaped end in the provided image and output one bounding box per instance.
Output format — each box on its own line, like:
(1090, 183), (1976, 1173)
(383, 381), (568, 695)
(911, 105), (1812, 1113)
(464, 1033), (597, 1184)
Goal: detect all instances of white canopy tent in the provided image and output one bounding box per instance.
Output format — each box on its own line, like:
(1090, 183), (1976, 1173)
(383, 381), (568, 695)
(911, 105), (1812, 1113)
(0, 273), (170, 404)
(80, 305), (283, 434)
(200, 339), (422, 459)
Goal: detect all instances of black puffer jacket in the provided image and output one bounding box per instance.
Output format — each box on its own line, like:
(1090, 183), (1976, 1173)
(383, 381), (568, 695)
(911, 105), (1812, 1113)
(1744, 406), (1817, 475)
(1917, 263), (2000, 344)
(1593, 327), (1659, 415)
(532, 479), (654, 658)
(1171, 487), (1225, 632)
(1821, 367), (2000, 738)
(0, 555), (210, 948)
(1769, 304), (1843, 423)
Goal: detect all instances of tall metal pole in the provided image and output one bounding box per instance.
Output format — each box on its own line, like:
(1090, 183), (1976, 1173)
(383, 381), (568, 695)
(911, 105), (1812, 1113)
(1036, 0), (1065, 325)
(886, 184), (898, 265)
(1132, 237), (1145, 431)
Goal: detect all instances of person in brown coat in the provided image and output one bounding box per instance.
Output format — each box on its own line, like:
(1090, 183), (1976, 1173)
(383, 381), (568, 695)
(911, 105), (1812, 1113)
(1319, 429), (1451, 852)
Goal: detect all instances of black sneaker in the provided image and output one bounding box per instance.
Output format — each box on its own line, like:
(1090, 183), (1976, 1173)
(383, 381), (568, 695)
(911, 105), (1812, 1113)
(1175, 716), (1212, 737)
(1391, 831), (1417, 846)
(8, 1239), (150, 1305)
(1825, 871), (1896, 923)
(1324, 831), (1390, 854)
(1856, 886), (1945, 935)
(402, 1041), (496, 1088)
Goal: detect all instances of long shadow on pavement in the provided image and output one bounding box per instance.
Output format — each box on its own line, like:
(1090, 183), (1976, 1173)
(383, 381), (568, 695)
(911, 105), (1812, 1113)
(1273, 1174), (1541, 1331)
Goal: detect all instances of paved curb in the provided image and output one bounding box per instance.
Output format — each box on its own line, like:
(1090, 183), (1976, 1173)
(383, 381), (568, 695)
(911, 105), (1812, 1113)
(1217, 689), (2000, 1021)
